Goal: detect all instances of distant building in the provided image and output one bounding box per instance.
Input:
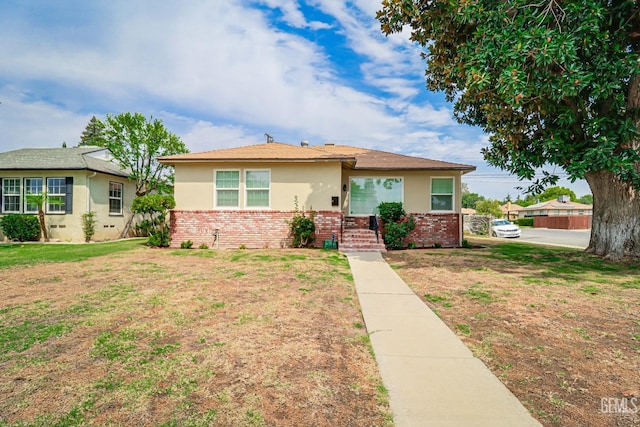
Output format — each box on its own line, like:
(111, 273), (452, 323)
(500, 202), (523, 220)
(519, 197), (593, 230)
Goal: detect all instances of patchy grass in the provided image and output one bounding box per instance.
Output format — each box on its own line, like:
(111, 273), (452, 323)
(0, 239), (146, 269)
(0, 246), (391, 426)
(385, 240), (639, 427)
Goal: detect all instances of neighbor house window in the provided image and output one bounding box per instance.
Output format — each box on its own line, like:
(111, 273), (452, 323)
(1, 178), (21, 213)
(215, 170), (240, 207)
(46, 177), (67, 213)
(109, 182), (123, 215)
(245, 170), (270, 208)
(349, 177), (403, 215)
(24, 178), (43, 213)
(431, 177), (454, 211)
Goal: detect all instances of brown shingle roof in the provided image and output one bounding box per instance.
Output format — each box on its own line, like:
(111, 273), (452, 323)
(159, 142), (475, 172)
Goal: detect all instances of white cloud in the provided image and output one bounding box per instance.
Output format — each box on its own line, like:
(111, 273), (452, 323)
(0, 87), (92, 149)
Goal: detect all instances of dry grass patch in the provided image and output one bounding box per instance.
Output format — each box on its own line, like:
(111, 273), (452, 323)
(384, 240), (639, 427)
(0, 246), (391, 426)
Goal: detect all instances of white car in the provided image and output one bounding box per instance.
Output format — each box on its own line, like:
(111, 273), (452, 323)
(491, 219), (521, 238)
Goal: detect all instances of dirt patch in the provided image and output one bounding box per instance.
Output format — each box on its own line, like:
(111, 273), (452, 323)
(0, 247), (391, 426)
(384, 241), (639, 427)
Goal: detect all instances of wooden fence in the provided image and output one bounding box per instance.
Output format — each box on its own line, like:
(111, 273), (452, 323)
(533, 216), (592, 230)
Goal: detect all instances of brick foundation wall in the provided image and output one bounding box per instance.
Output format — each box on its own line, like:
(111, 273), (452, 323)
(379, 213), (461, 248)
(409, 213), (460, 247)
(169, 210), (342, 249)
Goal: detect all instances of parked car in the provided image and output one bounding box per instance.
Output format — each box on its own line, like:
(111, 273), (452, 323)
(491, 219), (521, 238)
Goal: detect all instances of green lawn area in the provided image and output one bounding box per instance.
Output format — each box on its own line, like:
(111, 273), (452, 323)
(0, 239), (146, 269)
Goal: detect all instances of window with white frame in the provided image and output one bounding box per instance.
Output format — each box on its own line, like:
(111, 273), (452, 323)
(431, 177), (454, 211)
(24, 178), (43, 213)
(245, 170), (270, 208)
(349, 177), (403, 215)
(46, 177), (67, 213)
(1, 178), (21, 213)
(215, 170), (240, 207)
(109, 182), (123, 215)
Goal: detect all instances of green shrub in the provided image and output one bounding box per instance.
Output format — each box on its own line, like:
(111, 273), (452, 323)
(515, 217), (534, 227)
(81, 212), (97, 243)
(287, 197), (316, 248)
(378, 202), (415, 250)
(0, 214), (41, 242)
(132, 194), (175, 248)
(180, 240), (193, 249)
(378, 202), (405, 223)
(198, 243), (209, 249)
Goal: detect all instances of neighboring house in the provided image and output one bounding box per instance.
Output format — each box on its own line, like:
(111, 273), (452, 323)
(158, 141), (475, 250)
(500, 202), (523, 220)
(519, 197), (593, 229)
(0, 146), (135, 242)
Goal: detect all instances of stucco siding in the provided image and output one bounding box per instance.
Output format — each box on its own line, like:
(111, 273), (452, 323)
(0, 170), (134, 242)
(173, 162), (343, 211)
(342, 169), (463, 215)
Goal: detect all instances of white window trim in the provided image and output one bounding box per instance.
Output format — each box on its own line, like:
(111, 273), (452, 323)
(430, 176), (455, 213)
(46, 177), (66, 214)
(245, 169), (271, 210)
(348, 176), (404, 216)
(2, 177), (21, 214)
(23, 177), (43, 214)
(213, 169), (240, 209)
(109, 181), (124, 216)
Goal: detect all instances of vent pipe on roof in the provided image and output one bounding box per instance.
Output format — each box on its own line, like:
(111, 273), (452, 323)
(300, 140), (309, 147)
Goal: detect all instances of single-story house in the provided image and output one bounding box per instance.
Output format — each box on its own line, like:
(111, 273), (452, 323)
(501, 202), (523, 220)
(519, 198), (593, 229)
(519, 199), (593, 218)
(158, 141), (475, 250)
(0, 146), (135, 242)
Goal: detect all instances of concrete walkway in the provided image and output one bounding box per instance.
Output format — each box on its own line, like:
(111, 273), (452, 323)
(346, 252), (541, 427)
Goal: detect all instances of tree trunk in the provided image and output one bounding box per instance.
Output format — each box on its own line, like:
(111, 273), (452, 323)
(118, 211), (135, 239)
(585, 170), (640, 260)
(38, 209), (49, 242)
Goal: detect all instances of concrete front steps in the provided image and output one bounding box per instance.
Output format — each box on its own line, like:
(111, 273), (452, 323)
(339, 229), (386, 252)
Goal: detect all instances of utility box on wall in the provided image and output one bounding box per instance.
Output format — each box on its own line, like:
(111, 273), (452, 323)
(331, 196), (339, 206)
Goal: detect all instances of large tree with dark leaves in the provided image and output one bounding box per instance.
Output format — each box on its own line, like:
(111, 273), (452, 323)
(378, 0), (640, 260)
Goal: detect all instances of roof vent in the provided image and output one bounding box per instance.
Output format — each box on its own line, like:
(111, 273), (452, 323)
(300, 140), (309, 147)
(324, 142), (335, 146)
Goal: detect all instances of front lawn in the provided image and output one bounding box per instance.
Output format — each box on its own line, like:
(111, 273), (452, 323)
(0, 245), (391, 426)
(384, 241), (639, 427)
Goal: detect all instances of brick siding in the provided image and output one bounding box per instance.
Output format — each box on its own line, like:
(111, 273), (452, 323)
(379, 213), (461, 248)
(169, 210), (342, 249)
(169, 210), (460, 249)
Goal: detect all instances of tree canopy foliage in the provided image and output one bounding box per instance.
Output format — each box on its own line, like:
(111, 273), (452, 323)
(94, 112), (189, 196)
(476, 199), (503, 217)
(378, 0), (639, 189)
(462, 192), (485, 209)
(79, 116), (105, 147)
(378, 0), (640, 259)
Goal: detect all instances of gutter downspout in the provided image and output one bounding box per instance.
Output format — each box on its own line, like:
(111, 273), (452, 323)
(87, 171), (97, 212)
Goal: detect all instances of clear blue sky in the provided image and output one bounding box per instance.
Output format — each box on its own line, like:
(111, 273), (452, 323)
(0, 0), (591, 200)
